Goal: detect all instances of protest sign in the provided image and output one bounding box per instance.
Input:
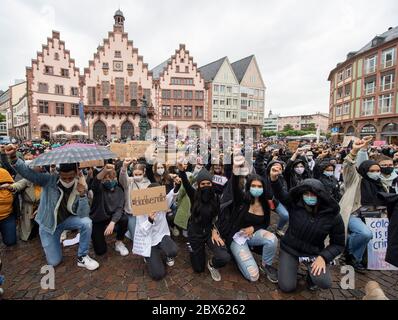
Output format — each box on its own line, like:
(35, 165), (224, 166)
(365, 218), (398, 271)
(131, 186), (168, 216)
(110, 143), (131, 159)
(287, 141), (300, 152)
(342, 136), (359, 148)
(127, 141), (155, 159)
(79, 159), (104, 168)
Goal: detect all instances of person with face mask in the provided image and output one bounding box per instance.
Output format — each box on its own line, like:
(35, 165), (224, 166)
(270, 166), (345, 293)
(177, 161), (231, 282)
(146, 162), (174, 194)
(284, 148), (312, 190)
(317, 161), (341, 202)
(119, 160), (151, 242)
(374, 155), (398, 194)
(210, 163), (228, 196)
(5, 145), (99, 271)
(305, 151), (315, 171)
(339, 137), (385, 271)
(89, 164), (128, 256)
(225, 155), (278, 283)
(7, 165), (45, 241)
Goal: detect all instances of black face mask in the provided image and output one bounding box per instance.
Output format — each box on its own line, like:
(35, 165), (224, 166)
(381, 167), (394, 175)
(200, 186), (214, 202)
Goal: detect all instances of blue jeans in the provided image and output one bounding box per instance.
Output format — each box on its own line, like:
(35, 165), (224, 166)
(347, 215), (373, 262)
(230, 229), (278, 282)
(275, 203), (289, 230)
(126, 215), (136, 241)
(0, 214), (17, 246)
(39, 215), (92, 266)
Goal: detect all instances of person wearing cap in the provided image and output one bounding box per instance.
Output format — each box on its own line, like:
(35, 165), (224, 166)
(177, 161), (231, 282)
(4, 144), (99, 271)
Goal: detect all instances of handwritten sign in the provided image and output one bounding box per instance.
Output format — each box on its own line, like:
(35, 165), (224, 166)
(127, 141), (155, 159)
(132, 221), (152, 257)
(287, 141), (300, 152)
(79, 159), (104, 168)
(365, 218), (398, 271)
(131, 186), (168, 216)
(373, 141), (387, 147)
(110, 143), (130, 159)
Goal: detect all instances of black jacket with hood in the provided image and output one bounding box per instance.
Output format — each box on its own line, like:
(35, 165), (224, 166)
(284, 157), (312, 190)
(271, 178), (345, 263)
(317, 161), (341, 202)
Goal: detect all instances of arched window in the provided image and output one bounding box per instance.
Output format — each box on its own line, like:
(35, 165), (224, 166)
(56, 125), (66, 132)
(72, 125), (80, 132)
(121, 121), (134, 139)
(360, 124), (376, 137)
(93, 120), (107, 139)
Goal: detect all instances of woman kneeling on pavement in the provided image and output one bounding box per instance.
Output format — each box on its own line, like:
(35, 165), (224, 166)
(270, 164), (345, 292)
(225, 154), (278, 283)
(90, 164), (129, 256)
(133, 179), (181, 281)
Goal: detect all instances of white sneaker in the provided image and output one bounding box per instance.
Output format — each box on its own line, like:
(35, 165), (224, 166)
(77, 255), (99, 271)
(166, 257), (175, 267)
(207, 260), (221, 282)
(115, 241), (129, 256)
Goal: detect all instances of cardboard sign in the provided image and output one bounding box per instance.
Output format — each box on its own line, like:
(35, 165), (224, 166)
(127, 141), (155, 159)
(110, 143), (130, 159)
(287, 141), (300, 152)
(365, 218), (398, 271)
(79, 159), (104, 168)
(342, 136), (359, 148)
(131, 186), (168, 216)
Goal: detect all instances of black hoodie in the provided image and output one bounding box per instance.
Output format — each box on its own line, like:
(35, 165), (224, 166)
(271, 178), (345, 263)
(317, 161), (341, 202)
(357, 160), (385, 207)
(284, 157), (312, 190)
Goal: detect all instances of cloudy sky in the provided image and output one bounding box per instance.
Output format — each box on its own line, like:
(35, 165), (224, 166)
(1, 0), (397, 116)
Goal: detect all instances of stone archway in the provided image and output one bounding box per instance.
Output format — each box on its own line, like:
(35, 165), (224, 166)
(93, 120), (107, 140)
(40, 124), (50, 140)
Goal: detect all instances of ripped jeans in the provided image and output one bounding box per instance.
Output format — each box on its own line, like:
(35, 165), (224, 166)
(230, 229), (278, 282)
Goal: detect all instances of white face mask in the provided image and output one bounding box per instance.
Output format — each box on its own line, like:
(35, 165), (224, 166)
(60, 179), (75, 189)
(294, 167), (305, 175)
(156, 168), (165, 176)
(133, 175), (144, 182)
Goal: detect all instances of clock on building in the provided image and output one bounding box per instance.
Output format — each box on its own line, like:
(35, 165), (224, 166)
(113, 61), (123, 71)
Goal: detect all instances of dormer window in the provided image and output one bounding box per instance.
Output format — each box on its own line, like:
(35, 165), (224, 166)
(371, 36), (385, 47)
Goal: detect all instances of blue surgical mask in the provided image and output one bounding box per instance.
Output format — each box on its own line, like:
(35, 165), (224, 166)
(303, 195), (318, 206)
(367, 172), (381, 181)
(323, 171), (334, 177)
(250, 187), (263, 198)
(103, 180), (117, 190)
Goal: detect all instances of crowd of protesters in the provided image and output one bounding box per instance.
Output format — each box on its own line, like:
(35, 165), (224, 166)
(0, 133), (397, 294)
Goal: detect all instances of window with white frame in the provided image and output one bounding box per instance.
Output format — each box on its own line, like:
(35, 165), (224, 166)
(226, 86), (232, 94)
(345, 84), (351, 97)
(213, 85), (219, 93)
(337, 70), (344, 82)
(220, 85), (225, 93)
(343, 103), (350, 115)
(213, 111), (218, 119)
(365, 55), (377, 74)
(382, 47), (396, 68)
(335, 105), (342, 116)
(379, 94), (393, 114)
(233, 99), (238, 106)
(213, 99), (218, 106)
(337, 87), (343, 99)
(362, 97), (375, 116)
(381, 73), (394, 91)
(364, 79), (376, 95)
(345, 66), (352, 79)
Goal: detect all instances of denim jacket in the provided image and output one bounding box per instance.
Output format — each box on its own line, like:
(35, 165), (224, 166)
(13, 159), (90, 234)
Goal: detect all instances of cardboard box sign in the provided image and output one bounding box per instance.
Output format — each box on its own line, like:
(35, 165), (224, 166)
(131, 186), (168, 215)
(110, 143), (130, 159)
(79, 159), (104, 168)
(287, 141), (300, 152)
(128, 141), (155, 159)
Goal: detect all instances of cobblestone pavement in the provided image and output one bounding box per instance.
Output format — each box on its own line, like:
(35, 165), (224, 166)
(1, 213), (397, 300)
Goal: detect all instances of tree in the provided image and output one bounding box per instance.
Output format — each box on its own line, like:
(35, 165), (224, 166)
(306, 123), (316, 131)
(283, 124), (293, 131)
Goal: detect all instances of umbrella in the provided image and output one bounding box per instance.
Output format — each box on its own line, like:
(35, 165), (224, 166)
(52, 143), (62, 148)
(30, 143), (117, 166)
(71, 131), (88, 136)
(53, 131), (71, 136)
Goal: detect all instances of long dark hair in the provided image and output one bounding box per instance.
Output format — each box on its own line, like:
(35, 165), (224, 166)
(191, 184), (219, 222)
(244, 174), (270, 213)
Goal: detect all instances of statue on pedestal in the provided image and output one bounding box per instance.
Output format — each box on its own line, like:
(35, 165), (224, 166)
(138, 95), (149, 141)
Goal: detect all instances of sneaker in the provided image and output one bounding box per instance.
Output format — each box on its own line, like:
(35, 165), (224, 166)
(60, 230), (68, 243)
(352, 260), (367, 273)
(182, 230), (188, 238)
(115, 241), (129, 256)
(276, 229), (285, 238)
(77, 255), (99, 271)
(166, 257), (175, 267)
(171, 226), (180, 237)
(207, 260), (221, 282)
(260, 265), (278, 283)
